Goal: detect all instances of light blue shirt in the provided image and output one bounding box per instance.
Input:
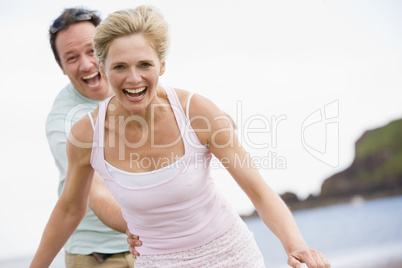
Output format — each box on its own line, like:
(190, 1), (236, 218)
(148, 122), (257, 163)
(46, 83), (128, 254)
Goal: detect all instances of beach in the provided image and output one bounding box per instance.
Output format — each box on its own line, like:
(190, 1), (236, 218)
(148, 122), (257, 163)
(2, 247), (402, 268)
(3, 196), (402, 268)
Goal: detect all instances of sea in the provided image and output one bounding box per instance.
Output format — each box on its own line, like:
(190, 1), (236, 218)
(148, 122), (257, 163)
(244, 195), (402, 268)
(1, 195), (401, 267)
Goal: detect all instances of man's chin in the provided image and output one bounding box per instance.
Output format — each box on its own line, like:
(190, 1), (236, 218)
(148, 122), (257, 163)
(73, 80), (110, 100)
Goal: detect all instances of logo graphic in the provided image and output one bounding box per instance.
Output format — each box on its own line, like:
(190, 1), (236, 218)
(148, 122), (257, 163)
(301, 100), (339, 167)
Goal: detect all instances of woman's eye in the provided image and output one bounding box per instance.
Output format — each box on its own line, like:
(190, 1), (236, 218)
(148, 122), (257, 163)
(140, 62), (151, 68)
(113, 65), (124, 70)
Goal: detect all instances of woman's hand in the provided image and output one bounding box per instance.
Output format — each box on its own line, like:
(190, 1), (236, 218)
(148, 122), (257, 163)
(126, 229), (142, 259)
(287, 246), (330, 268)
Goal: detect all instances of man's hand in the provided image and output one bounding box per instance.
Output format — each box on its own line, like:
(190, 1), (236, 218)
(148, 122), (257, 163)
(126, 228), (142, 259)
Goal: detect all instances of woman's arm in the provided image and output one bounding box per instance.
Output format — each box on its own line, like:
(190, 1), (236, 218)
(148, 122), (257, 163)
(30, 120), (95, 268)
(189, 94), (330, 268)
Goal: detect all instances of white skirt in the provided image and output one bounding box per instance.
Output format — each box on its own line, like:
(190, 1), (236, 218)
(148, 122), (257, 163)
(134, 216), (265, 267)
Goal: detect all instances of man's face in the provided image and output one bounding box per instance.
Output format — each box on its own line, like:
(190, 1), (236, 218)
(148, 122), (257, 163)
(55, 21), (110, 100)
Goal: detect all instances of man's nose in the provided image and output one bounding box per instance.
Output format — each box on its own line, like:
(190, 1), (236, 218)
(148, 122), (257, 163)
(79, 55), (96, 72)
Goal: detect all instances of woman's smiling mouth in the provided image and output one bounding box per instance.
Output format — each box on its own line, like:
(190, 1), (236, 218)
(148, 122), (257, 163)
(123, 87), (147, 100)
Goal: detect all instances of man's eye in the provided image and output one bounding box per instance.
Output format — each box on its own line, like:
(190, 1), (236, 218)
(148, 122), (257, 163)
(67, 56), (77, 62)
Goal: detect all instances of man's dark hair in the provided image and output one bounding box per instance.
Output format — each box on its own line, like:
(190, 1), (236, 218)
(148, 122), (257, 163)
(49, 8), (101, 66)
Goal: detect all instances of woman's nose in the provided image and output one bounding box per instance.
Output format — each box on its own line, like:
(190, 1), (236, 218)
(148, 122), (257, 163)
(127, 68), (141, 83)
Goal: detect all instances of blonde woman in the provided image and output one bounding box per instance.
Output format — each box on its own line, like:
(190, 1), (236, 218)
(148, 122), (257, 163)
(31, 6), (330, 268)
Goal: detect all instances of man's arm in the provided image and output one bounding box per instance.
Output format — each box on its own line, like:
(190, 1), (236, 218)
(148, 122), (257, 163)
(88, 172), (127, 233)
(91, 173), (143, 257)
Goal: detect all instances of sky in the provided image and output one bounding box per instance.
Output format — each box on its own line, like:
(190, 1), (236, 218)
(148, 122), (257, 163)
(0, 0), (402, 261)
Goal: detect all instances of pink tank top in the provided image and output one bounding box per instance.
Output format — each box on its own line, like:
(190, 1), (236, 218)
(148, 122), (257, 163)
(90, 85), (237, 255)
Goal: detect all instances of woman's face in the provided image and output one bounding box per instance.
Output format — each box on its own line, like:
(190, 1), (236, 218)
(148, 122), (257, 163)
(103, 33), (165, 114)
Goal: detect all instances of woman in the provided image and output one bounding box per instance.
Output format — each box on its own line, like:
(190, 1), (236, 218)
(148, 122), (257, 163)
(31, 6), (330, 268)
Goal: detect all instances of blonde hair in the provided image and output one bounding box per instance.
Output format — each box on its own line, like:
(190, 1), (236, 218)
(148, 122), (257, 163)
(93, 5), (169, 64)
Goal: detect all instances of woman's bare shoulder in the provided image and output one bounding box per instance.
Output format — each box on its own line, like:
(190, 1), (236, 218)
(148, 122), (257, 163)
(68, 106), (99, 151)
(173, 88), (219, 116)
(174, 88), (192, 110)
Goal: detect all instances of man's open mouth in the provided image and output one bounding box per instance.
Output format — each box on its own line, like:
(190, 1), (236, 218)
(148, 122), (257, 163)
(82, 72), (101, 87)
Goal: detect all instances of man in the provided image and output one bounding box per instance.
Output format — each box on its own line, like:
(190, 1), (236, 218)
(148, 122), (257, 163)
(46, 8), (139, 267)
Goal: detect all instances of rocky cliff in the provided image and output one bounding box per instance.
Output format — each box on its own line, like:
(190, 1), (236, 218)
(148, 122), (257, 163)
(282, 118), (402, 211)
(320, 118), (402, 198)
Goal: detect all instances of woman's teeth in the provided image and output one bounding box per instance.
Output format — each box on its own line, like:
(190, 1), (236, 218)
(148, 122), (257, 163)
(123, 87), (147, 98)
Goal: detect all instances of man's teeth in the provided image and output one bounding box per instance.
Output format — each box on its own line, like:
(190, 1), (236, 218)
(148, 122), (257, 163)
(83, 72), (99, 80)
(125, 87), (146, 94)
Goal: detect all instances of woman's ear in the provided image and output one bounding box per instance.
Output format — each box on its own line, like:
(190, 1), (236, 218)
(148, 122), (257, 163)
(159, 61), (166, 76)
(98, 61), (108, 80)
